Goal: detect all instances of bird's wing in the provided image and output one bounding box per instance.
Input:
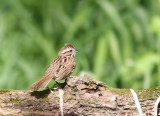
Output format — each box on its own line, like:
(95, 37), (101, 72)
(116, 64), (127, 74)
(54, 65), (71, 81)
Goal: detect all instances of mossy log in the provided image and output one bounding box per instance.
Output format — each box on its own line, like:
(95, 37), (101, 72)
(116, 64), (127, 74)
(0, 75), (160, 116)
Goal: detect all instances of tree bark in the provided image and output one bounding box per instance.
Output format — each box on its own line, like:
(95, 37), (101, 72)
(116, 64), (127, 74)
(0, 75), (159, 116)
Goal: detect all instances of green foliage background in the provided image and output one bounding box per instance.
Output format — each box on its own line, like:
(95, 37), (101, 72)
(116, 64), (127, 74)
(0, 0), (160, 90)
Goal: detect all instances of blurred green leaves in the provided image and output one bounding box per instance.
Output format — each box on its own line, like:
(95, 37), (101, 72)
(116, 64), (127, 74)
(94, 33), (108, 80)
(0, 0), (159, 90)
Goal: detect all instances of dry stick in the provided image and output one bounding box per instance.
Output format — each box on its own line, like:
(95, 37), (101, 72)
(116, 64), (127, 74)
(59, 89), (64, 116)
(49, 87), (64, 116)
(130, 89), (143, 116)
(154, 96), (160, 116)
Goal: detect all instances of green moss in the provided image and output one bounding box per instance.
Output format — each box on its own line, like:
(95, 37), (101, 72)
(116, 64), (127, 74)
(105, 85), (111, 89)
(137, 86), (160, 99)
(9, 98), (20, 104)
(0, 98), (6, 103)
(0, 90), (10, 94)
(63, 92), (74, 103)
(42, 97), (49, 102)
(108, 87), (131, 96)
(105, 85), (160, 99)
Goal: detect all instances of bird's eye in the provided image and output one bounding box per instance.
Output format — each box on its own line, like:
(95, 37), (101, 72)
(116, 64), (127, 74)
(70, 50), (72, 52)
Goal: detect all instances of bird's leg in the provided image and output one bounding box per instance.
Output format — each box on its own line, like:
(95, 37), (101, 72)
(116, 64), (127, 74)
(56, 79), (68, 89)
(56, 81), (64, 89)
(65, 78), (67, 84)
(48, 87), (54, 94)
(48, 79), (59, 94)
(56, 81), (60, 85)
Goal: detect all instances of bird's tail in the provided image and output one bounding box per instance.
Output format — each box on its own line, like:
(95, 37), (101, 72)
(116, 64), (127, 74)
(30, 76), (53, 91)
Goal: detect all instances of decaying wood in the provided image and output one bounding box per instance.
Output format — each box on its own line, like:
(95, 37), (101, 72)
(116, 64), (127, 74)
(0, 75), (160, 116)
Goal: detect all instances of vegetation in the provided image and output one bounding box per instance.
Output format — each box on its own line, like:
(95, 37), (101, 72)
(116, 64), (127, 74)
(0, 0), (160, 90)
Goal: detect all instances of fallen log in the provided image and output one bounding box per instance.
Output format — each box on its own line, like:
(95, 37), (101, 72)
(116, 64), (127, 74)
(0, 75), (160, 116)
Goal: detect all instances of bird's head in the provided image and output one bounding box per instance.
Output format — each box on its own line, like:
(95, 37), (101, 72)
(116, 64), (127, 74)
(58, 43), (78, 56)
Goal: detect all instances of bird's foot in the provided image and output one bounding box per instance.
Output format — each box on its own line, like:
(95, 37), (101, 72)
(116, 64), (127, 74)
(48, 87), (58, 94)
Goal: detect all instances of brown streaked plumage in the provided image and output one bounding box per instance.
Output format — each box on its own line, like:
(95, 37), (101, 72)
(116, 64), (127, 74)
(30, 43), (78, 91)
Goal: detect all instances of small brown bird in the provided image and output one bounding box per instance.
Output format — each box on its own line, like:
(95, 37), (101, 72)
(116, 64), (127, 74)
(30, 43), (78, 90)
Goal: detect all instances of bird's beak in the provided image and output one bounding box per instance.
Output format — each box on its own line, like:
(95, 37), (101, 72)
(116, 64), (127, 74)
(75, 49), (78, 52)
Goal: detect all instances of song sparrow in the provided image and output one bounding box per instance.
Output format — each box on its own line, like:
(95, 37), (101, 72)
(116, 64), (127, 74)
(30, 43), (78, 90)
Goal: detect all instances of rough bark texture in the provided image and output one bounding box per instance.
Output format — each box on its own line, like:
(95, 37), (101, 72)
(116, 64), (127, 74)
(0, 75), (160, 116)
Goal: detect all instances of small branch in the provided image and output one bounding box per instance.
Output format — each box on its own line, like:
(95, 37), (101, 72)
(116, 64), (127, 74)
(0, 74), (160, 115)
